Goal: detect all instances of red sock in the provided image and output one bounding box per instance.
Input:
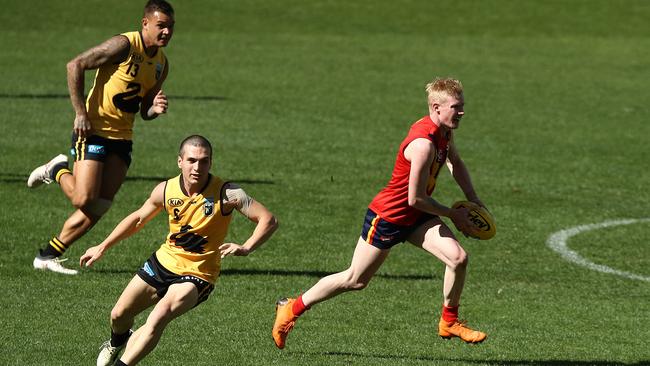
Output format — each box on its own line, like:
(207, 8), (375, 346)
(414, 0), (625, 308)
(442, 305), (459, 323)
(292, 295), (309, 316)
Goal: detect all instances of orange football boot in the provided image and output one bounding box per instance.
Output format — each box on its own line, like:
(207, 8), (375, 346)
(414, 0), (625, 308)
(272, 298), (298, 349)
(438, 318), (487, 343)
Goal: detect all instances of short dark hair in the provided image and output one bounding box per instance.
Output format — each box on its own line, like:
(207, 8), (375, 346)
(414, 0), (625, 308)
(144, 0), (174, 17)
(179, 135), (212, 158)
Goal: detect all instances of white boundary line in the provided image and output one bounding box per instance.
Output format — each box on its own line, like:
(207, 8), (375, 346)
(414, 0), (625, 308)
(546, 218), (650, 282)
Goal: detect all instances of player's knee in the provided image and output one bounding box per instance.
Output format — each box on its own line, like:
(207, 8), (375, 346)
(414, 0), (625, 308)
(449, 250), (468, 270)
(83, 198), (113, 218)
(71, 192), (95, 209)
(110, 304), (129, 325)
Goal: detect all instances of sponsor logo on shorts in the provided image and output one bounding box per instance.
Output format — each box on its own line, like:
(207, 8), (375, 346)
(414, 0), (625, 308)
(88, 144), (106, 155)
(167, 198), (184, 207)
(143, 261), (155, 277)
(379, 235), (394, 242)
(204, 197), (214, 216)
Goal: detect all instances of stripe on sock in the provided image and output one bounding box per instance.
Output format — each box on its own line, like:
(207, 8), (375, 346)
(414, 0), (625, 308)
(55, 168), (71, 183)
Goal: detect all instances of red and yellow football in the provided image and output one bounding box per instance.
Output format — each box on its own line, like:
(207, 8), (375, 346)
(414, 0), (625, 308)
(451, 201), (496, 240)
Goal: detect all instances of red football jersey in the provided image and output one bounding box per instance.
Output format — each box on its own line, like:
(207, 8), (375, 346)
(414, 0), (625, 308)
(368, 116), (451, 225)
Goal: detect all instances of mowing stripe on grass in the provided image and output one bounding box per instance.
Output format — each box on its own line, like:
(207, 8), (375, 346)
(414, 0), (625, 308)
(547, 218), (650, 282)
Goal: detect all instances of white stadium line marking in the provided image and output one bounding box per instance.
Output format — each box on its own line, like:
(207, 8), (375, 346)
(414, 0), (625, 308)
(546, 218), (650, 282)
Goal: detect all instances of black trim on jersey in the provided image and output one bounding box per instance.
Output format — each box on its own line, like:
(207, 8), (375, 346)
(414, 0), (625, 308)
(177, 174), (211, 197)
(162, 180), (169, 211)
(178, 174), (188, 197)
(138, 31), (159, 58)
(220, 181), (234, 216)
(200, 174), (212, 196)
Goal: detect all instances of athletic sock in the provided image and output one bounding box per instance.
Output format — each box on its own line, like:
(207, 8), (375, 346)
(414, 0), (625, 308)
(54, 168), (72, 183)
(115, 360), (128, 366)
(39, 237), (69, 258)
(292, 295), (309, 316)
(442, 305), (459, 323)
(110, 330), (131, 348)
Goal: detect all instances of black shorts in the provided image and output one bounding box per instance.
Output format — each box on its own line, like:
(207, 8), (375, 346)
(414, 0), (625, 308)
(136, 254), (214, 307)
(70, 133), (133, 167)
(360, 208), (438, 249)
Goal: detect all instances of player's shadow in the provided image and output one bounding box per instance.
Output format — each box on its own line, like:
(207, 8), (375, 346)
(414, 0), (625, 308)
(0, 173), (27, 184)
(87, 268), (433, 281)
(221, 268), (435, 281)
(0, 173), (274, 186)
(125, 176), (275, 185)
(299, 351), (648, 366)
(0, 93), (227, 101)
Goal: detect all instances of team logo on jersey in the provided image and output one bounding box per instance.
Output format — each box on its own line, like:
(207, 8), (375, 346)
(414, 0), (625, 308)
(203, 197), (214, 216)
(156, 63), (163, 79)
(167, 198), (184, 207)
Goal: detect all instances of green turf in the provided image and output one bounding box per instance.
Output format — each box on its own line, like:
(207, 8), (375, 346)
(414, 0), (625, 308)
(1, 0), (649, 365)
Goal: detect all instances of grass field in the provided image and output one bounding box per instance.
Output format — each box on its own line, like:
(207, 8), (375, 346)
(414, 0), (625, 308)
(1, 1), (649, 365)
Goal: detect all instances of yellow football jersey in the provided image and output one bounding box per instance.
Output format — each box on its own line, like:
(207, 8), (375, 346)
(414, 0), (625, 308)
(155, 175), (233, 283)
(86, 31), (167, 140)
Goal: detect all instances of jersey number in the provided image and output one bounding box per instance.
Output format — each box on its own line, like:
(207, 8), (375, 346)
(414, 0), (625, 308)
(169, 224), (208, 253)
(126, 62), (140, 77)
(113, 82), (142, 113)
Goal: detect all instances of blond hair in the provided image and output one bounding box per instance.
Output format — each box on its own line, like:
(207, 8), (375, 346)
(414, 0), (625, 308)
(425, 78), (463, 105)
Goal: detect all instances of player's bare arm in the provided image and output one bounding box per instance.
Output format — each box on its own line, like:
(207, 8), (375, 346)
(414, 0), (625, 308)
(67, 35), (130, 137)
(141, 61), (169, 120)
(79, 182), (165, 267)
(446, 141), (485, 209)
(405, 138), (471, 233)
(405, 138), (451, 216)
(219, 195), (278, 258)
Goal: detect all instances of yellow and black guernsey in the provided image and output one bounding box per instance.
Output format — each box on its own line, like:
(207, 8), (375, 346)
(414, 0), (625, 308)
(86, 31), (167, 140)
(156, 174), (232, 284)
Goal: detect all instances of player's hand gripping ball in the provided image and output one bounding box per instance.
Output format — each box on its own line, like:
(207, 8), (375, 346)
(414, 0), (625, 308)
(452, 201), (496, 240)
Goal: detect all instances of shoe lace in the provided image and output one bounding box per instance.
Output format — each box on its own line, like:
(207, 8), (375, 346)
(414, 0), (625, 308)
(457, 319), (477, 330)
(99, 340), (119, 353)
(51, 257), (70, 265)
(280, 320), (295, 332)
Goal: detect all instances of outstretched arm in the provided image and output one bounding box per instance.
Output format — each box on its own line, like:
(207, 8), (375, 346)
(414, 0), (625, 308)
(80, 182), (165, 267)
(219, 185), (278, 258)
(67, 35), (130, 137)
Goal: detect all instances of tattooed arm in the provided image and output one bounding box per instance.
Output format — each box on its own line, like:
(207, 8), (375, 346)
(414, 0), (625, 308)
(66, 35), (130, 137)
